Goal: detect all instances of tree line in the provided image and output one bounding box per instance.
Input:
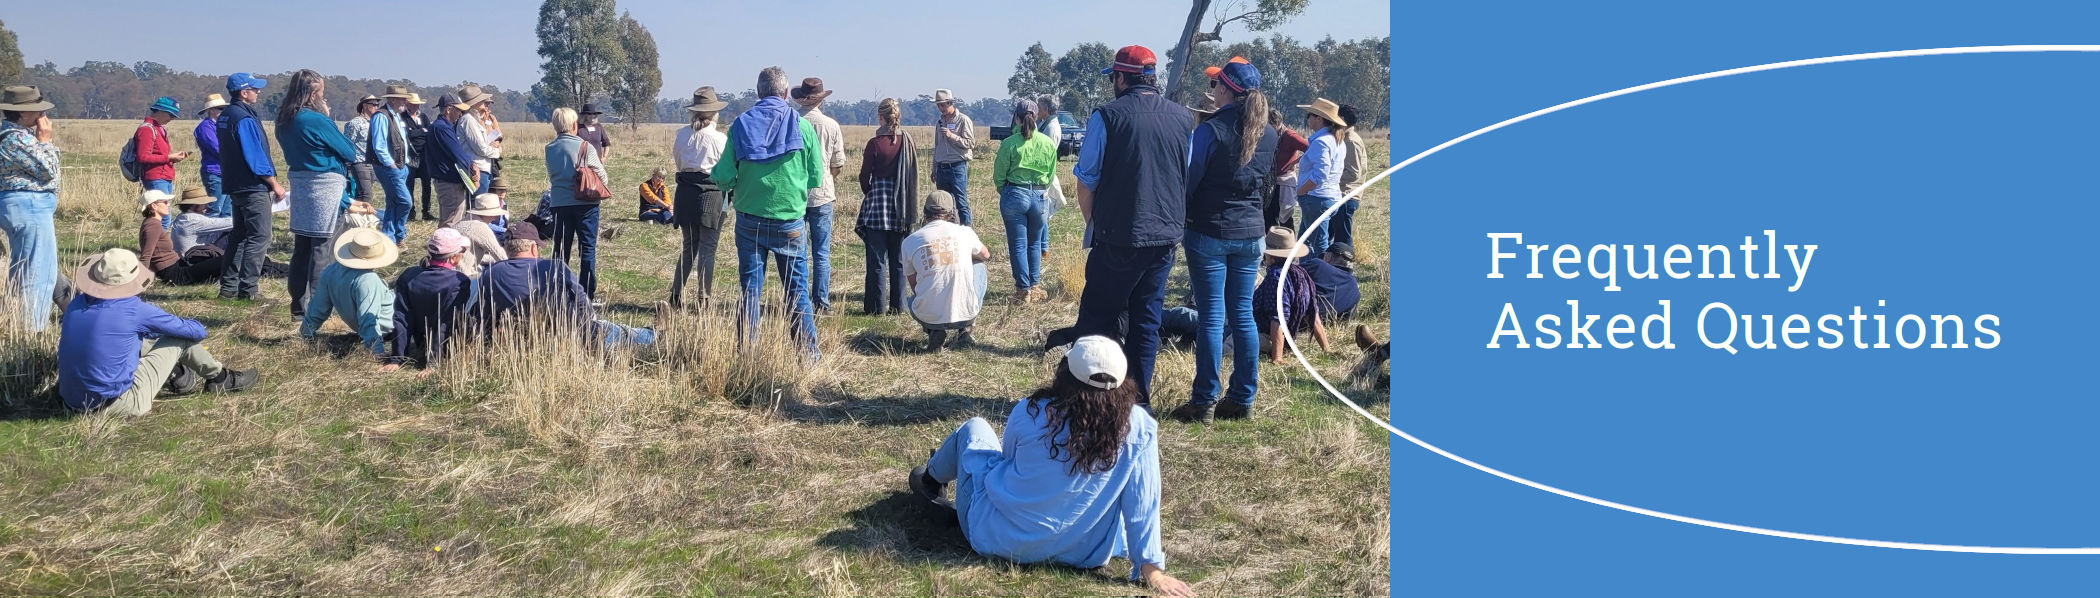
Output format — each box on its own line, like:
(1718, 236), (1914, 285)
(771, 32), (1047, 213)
(12, 59), (541, 123)
(1009, 35), (1391, 129)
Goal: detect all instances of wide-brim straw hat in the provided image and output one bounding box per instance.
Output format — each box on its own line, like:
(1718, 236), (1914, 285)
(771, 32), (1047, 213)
(686, 86), (728, 113)
(1263, 226), (1311, 259)
(177, 186), (215, 206)
(467, 193), (508, 217)
(333, 227), (400, 270)
(75, 248), (151, 300)
(195, 93), (229, 115)
(405, 93), (426, 105)
(382, 84), (412, 99)
(0, 86), (54, 112)
(1298, 97), (1348, 127)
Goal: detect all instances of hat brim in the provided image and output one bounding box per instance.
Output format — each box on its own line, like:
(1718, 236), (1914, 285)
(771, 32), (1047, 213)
(465, 93), (494, 106)
(1298, 104), (1348, 127)
(467, 207), (508, 217)
(177, 195), (215, 206)
(382, 92), (411, 99)
(792, 89), (833, 101)
(686, 101), (729, 112)
(1264, 243), (1311, 259)
(194, 102), (228, 116)
(333, 235), (401, 270)
(73, 257), (150, 300)
(0, 100), (54, 112)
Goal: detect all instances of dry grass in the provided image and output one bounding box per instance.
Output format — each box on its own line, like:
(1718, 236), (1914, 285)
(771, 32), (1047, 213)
(0, 119), (1393, 595)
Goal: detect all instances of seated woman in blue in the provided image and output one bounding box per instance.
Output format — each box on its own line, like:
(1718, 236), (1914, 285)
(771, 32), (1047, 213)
(910, 335), (1193, 596)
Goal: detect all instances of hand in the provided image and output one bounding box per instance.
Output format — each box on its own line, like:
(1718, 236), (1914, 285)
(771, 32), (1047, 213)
(33, 114), (52, 142)
(171, 151), (190, 163)
(349, 201), (375, 215)
(1142, 567), (1195, 597)
(273, 186), (290, 201)
(378, 363), (400, 373)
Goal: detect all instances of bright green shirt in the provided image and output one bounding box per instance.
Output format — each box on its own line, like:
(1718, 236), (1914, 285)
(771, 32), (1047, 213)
(992, 129), (1058, 188)
(714, 118), (825, 221)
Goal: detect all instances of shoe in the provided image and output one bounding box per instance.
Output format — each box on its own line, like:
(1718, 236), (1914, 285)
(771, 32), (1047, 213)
(1169, 401), (1215, 424)
(1012, 289), (1031, 305)
(1355, 324), (1378, 350)
(1027, 287), (1049, 304)
(951, 327), (975, 348)
(909, 464), (954, 510)
(163, 364), (202, 396)
(925, 329), (948, 353)
(205, 368), (259, 393)
(1214, 402), (1252, 420)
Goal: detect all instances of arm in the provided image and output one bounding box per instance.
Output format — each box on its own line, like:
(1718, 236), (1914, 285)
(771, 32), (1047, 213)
(857, 138), (879, 191)
(195, 121), (220, 156)
(1120, 429), (1170, 584)
(1073, 115), (1107, 221)
(801, 120), (824, 190)
(1184, 123), (1215, 196)
(298, 275), (334, 340)
(825, 121), (846, 178)
(584, 144), (608, 188)
(384, 282), (409, 368)
(314, 115), (362, 165)
(1, 128), (61, 183)
(950, 114), (977, 150)
(1270, 320), (1288, 363)
(236, 118), (285, 196)
(991, 138), (1014, 188)
(372, 113), (399, 169)
(134, 125), (172, 167)
(356, 273), (394, 355)
(137, 303), (209, 341)
(711, 127), (741, 190)
(1311, 310), (1332, 351)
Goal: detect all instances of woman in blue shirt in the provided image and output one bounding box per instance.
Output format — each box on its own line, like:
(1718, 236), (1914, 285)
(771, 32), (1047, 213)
(1293, 98), (1352, 258)
(910, 335), (1194, 596)
(273, 69), (365, 319)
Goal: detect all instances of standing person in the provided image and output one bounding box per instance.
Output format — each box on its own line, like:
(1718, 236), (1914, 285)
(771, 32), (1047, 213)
(1332, 104), (1369, 249)
(544, 107), (609, 301)
(383, 230), (476, 371)
(712, 67), (824, 358)
(403, 93), (435, 221)
(1294, 97), (1350, 257)
(1267, 108), (1308, 230)
(930, 88), (977, 226)
(133, 96), (190, 199)
(576, 103), (612, 161)
(637, 168), (672, 224)
(905, 335), (1193, 597)
(274, 69), (365, 318)
(370, 86), (415, 243)
(0, 86), (60, 331)
(791, 77), (847, 313)
(902, 191), (989, 352)
(216, 72), (289, 302)
(455, 85), (500, 195)
(297, 227), (398, 358)
(423, 94), (480, 226)
(669, 87), (730, 308)
(193, 94), (231, 217)
(855, 97), (919, 316)
(1034, 94), (1066, 232)
(1168, 62), (1276, 424)
(342, 95), (380, 204)
(1069, 45), (1196, 409)
(993, 98), (1057, 304)
(58, 248), (259, 417)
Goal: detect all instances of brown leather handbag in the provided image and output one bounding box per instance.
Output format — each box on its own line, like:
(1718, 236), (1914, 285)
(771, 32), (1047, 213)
(575, 143), (610, 202)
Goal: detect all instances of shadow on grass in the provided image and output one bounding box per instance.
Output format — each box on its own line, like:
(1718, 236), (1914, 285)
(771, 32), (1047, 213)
(782, 393), (1013, 427)
(846, 329), (1047, 360)
(817, 491), (1131, 586)
(0, 394), (71, 422)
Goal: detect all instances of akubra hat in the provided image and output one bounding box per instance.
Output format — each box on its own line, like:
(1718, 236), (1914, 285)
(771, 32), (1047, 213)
(405, 92), (426, 105)
(467, 193), (508, 217)
(0, 86), (54, 112)
(791, 77), (832, 101)
(1263, 226), (1311, 259)
(381, 84), (412, 99)
(332, 227), (400, 270)
(579, 103), (603, 115)
(686, 86), (729, 112)
(177, 186), (216, 206)
(1298, 97), (1348, 127)
(74, 248), (152, 300)
(456, 84), (493, 106)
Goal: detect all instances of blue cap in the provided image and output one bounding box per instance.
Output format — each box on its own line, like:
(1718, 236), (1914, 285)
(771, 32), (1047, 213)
(1219, 62), (1261, 93)
(147, 96), (181, 116)
(225, 72), (268, 92)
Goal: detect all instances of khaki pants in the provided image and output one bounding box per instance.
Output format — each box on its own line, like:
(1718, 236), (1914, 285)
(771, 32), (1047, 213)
(436, 180), (471, 227)
(102, 337), (225, 417)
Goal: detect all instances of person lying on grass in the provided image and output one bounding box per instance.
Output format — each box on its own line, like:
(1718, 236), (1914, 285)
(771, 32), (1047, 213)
(382, 228), (477, 373)
(298, 227), (397, 358)
(58, 248), (259, 417)
(908, 335), (1194, 596)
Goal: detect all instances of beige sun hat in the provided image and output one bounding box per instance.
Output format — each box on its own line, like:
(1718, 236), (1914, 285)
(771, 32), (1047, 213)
(177, 186), (215, 206)
(406, 92), (426, 105)
(381, 84), (412, 99)
(1297, 97), (1348, 127)
(74, 248), (152, 299)
(136, 189), (174, 212)
(1263, 226), (1310, 259)
(466, 193), (507, 217)
(456, 84), (493, 106)
(195, 93), (229, 116)
(333, 227), (400, 270)
(0, 86), (54, 112)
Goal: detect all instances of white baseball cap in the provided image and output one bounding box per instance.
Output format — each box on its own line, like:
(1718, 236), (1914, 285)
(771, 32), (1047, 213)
(1065, 335), (1128, 390)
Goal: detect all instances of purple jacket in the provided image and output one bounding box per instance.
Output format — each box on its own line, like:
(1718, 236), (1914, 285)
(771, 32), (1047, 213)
(194, 118), (222, 175)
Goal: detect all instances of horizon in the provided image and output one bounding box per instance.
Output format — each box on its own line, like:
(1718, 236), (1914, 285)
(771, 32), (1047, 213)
(5, 0), (1390, 103)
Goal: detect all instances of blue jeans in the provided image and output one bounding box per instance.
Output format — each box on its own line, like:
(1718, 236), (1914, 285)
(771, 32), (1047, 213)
(1074, 243), (1177, 408)
(0, 191), (58, 331)
(375, 163), (414, 244)
(804, 202), (835, 310)
(595, 319), (657, 348)
(734, 213), (818, 358)
(202, 171), (231, 218)
(935, 161), (971, 226)
(926, 416), (1000, 532)
(1298, 194), (1340, 257)
(549, 204), (601, 297)
(475, 170), (492, 195)
(999, 185), (1048, 290)
(1332, 197), (1357, 249)
(1184, 230), (1262, 407)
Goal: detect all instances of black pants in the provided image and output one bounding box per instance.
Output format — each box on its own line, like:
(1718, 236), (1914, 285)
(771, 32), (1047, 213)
(671, 219), (723, 307)
(218, 190), (274, 298)
(410, 167), (434, 217)
(156, 246), (225, 285)
(856, 227), (905, 314)
(1074, 244), (1177, 408)
(288, 234), (330, 317)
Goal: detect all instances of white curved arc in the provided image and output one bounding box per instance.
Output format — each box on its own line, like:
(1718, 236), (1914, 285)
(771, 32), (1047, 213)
(1281, 44), (2100, 555)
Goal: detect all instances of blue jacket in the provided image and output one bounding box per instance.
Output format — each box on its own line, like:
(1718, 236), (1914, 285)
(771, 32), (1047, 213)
(390, 262), (476, 367)
(1301, 257), (1361, 316)
(423, 117), (476, 184)
(57, 295), (208, 411)
(476, 257), (593, 336)
(216, 101), (277, 194)
(958, 401), (1165, 580)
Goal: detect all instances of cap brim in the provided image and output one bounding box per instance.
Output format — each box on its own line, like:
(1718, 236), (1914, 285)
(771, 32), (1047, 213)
(73, 259), (149, 300)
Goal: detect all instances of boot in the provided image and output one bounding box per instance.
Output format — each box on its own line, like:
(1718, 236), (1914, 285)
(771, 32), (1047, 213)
(205, 368), (260, 393)
(950, 327), (975, 348)
(163, 364), (202, 396)
(1355, 324), (1378, 350)
(925, 329), (948, 353)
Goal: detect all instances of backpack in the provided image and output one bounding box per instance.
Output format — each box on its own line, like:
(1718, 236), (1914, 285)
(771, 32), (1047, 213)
(119, 135), (144, 183)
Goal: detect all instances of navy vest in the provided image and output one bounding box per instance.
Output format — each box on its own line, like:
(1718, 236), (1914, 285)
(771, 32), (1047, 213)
(216, 102), (270, 194)
(1187, 103), (1277, 240)
(1090, 84), (1195, 248)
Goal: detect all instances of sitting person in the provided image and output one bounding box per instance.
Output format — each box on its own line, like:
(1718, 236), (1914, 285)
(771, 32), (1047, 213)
(638, 168), (673, 224)
(298, 227), (398, 358)
(384, 229), (477, 371)
(484, 177), (512, 238)
(135, 189), (223, 285)
(477, 222), (654, 348)
(1306, 241), (1362, 318)
(58, 248), (259, 416)
(1256, 227), (1332, 364)
(902, 191), (989, 352)
(907, 335), (1192, 596)
(452, 193), (510, 278)
(170, 187), (233, 253)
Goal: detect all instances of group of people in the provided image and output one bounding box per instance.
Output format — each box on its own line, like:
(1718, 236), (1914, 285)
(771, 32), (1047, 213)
(0, 42), (1383, 594)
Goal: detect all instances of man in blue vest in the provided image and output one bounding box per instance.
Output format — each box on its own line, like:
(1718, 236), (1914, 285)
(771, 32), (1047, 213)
(1070, 45), (1196, 410)
(214, 72), (288, 301)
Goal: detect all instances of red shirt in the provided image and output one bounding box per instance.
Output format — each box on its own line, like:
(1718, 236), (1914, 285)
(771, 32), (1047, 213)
(133, 118), (177, 181)
(1272, 126), (1309, 176)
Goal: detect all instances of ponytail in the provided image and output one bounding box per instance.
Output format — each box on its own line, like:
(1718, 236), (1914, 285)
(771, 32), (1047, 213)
(1236, 89), (1269, 167)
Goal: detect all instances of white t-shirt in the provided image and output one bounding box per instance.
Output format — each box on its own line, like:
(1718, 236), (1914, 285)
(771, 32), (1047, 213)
(902, 220), (988, 325)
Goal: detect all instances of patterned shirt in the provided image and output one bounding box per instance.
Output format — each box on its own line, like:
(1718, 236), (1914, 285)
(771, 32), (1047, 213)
(857, 179), (903, 232)
(342, 115), (371, 164)
(0, 121), (60, 193)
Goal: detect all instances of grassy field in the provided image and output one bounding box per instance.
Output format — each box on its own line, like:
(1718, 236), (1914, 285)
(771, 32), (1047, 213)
(0, 117), (1392, 595)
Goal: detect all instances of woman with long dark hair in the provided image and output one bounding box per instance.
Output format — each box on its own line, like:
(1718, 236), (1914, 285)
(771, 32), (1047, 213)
(273, 69), (365, 318)
(1169, 62), (1277, 424)
(854, 98), (918, 315)
(909, 335), (1193, 596)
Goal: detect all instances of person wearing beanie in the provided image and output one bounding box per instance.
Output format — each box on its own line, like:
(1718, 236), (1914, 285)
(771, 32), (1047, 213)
(383, 228), (477, 371)
(298, 227), (399, 357)
(907, 335), (1191, 596)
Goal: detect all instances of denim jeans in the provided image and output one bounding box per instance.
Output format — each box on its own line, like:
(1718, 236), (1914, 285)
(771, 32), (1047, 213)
(935, 161), (972, 226)
(595, 319), (657, 348)
(375, 163), (414, 244)
(219, 190), (274, 299)
(926, 416), (1000, 532)
(999, 185), (1048, 290)
(0, 190), (57, 331)
(734, 213), (818, 358)
(1184, 230), (1263, 407)
(805, 202), (835, 310)
(1298, 194), (1339, 257)
(202, 171), (231, 218)
(550, 204), (601, 297)
(1074, 243), (1177, 408)
(1331, 197), (1358, 249)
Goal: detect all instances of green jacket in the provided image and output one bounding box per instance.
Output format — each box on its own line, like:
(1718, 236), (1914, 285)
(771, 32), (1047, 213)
(992, 129), (1057, 188)
(713, 119), (825, 221)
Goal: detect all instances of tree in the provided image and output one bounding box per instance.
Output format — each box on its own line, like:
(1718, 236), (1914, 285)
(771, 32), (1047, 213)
(611, 11), (661, 129)
(1053, 42), (1116, 121)
(1006, 42), (1058, 101)
(1164, 0), (1310, 103)
(0, 19), (22, 84)
(533, 0), (626, 113)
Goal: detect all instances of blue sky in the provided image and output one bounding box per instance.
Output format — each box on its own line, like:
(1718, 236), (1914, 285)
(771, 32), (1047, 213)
(6, 0), (1389, 101)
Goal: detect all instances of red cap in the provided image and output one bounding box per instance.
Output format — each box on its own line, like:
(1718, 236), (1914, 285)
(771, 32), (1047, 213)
(1104, 45), (1159, 75)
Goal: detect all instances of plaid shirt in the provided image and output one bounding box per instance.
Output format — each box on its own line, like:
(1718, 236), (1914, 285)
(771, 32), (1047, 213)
(856, 179), (903, 232)
(0, 122), (60, 193)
